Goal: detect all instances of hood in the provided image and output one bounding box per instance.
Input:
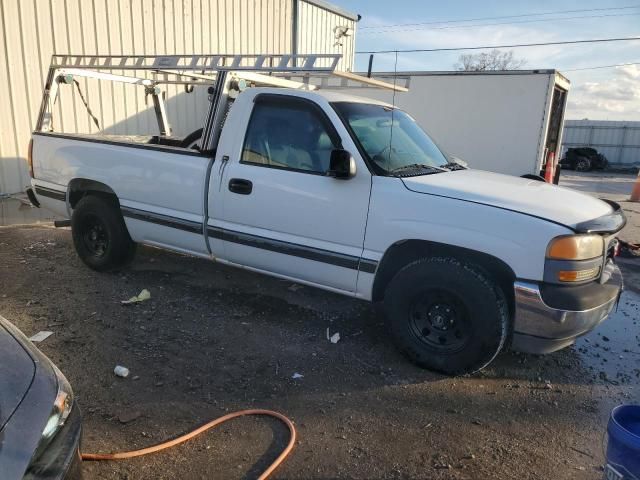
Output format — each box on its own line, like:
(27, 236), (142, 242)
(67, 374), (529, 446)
(0, 317), (36, 430)
(402, 169), (614, 229)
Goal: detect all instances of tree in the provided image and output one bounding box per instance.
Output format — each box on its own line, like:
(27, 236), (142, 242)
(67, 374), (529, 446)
(455, 49), (527, 71)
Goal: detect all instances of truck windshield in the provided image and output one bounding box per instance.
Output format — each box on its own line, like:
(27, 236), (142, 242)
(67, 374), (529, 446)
(332, 102), (449, 176)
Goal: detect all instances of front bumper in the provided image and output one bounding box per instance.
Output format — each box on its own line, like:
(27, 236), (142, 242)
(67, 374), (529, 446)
(511, 265), (623, 354)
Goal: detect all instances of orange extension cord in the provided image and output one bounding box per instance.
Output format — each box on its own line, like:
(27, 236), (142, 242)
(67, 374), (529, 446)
(81, 409), (296, 480)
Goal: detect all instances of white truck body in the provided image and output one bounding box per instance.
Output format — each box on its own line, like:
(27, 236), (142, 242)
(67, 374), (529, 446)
(348, 70), (570, 179)
(28, 55), (623, 374)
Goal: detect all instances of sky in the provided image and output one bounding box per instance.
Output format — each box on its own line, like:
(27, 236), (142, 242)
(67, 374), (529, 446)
(336, 0), (640, 120)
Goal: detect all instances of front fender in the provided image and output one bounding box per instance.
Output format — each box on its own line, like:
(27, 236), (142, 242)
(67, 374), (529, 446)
(362, 177), (571, 282)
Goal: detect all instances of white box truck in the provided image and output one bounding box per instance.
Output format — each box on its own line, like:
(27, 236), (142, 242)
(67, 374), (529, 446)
(350, 70), (570, 182)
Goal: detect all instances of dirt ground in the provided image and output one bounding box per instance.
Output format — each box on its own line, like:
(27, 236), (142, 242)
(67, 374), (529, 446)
(1, 173), (639, 480)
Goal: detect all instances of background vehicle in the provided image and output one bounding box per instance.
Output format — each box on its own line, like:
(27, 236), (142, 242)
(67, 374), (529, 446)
(560, 147), (609, 172)
(28, 54), (624, 375)
(0, 315), (82, 479)
(351, 70), (569, 183)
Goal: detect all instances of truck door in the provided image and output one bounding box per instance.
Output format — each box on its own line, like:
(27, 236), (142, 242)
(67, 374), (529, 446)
(211, 92), (371, 293)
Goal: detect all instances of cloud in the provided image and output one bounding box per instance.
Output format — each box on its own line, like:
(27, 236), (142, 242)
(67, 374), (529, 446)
(566, 65), (640, 118)
(617, 64), (640, 80)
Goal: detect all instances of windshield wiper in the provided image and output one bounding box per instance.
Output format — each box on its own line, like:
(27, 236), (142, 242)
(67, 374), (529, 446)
(389, 164), (446, 176)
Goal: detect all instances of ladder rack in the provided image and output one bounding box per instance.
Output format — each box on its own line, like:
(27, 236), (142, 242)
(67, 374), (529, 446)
(50, 53), (342, 72)
(48, 53), (408, 92)
(37, 53), (408, 134)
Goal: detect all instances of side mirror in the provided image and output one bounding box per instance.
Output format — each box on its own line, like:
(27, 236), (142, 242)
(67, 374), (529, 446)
(327, 149), (356, 179)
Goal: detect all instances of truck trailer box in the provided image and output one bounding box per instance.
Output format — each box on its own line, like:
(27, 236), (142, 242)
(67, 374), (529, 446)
(351, 70), (570, 180)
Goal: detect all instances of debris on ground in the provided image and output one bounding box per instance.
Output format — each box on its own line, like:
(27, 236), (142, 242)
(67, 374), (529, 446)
(121, 289), (151, 305)
(292, 373), (304, 379)
(288, 283), (303, 292)
(118, 410), (142, 424)
(114, 365), (130, 378)
(29, 330), (53, 342)
(326, 327), (341, 344)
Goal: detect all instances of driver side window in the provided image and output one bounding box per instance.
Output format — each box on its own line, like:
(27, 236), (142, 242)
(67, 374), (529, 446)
(241, 97), (339, 174)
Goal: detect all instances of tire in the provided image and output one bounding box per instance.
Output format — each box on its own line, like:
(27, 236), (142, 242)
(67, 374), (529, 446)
(574, 156), (592, 172)
(180, 128), (203, 150)
(71, 195), (136, 271)
(383, 257), (509, 375)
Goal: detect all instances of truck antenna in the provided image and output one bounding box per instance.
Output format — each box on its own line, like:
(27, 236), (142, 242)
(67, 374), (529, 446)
(387, 50), (399, 170)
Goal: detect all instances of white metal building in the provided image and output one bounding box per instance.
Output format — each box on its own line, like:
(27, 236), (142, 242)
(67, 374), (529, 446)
(562, 120), (640, 167)
(0, 0), (358, 195)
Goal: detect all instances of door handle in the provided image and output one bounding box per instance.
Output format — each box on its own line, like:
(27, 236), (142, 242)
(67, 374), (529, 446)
(228, 178), (253, 195)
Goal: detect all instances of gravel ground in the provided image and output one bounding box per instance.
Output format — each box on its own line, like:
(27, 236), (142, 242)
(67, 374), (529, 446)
(0, 225), (638, 480)
(0, 172), (638, 479)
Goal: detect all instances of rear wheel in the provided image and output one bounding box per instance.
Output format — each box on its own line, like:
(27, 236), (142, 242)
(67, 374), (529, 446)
(383, 257), (509, 375)
(71, 195), (136, 271)
(574, 156), (592, 172)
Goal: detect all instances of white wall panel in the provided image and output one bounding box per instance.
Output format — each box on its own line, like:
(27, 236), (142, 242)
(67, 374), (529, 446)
(0, 0), (355, 194)
(296, 0), (355, 70)
(562, 120), (640, 166)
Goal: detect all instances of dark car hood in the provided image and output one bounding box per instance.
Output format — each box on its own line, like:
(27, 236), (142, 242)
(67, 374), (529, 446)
(0, 319), (36, 429)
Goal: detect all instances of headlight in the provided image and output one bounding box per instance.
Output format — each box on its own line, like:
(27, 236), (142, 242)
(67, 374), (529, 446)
(547, 234), (604, 260)
(32, 364), (74, 460)
(545, 234), (604, 283)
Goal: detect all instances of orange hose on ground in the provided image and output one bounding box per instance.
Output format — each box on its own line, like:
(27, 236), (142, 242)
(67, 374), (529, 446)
(81, 408), (296, 480)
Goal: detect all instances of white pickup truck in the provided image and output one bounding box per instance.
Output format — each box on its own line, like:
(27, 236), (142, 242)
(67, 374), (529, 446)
(28, 54), (625, 374)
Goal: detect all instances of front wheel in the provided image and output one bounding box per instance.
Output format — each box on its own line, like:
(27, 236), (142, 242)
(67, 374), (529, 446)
(71, 195), (136, 271)
(383, 257), (509, 375)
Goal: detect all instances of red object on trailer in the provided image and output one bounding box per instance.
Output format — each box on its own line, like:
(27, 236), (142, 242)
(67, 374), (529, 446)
(544, 151), (556, 183)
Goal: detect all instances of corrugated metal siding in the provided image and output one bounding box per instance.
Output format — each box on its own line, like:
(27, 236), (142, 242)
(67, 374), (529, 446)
(297, 0), (354, 70)
(562, 120), (640, 166)
(0, 0), (353, 194)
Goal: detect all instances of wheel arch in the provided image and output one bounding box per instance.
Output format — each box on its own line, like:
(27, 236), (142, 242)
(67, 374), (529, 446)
(68, 178), (120, 209)
(372, 239), (516, 313)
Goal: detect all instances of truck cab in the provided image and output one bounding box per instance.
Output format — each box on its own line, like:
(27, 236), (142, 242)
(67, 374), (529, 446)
(28, 54), (625, 374)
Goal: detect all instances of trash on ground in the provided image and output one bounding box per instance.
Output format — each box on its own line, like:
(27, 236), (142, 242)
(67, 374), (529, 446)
(29, 331), (53, 342)
(326, 327), (340, 344)
(114, 365), (130, 378)
(121, 289), (151, 305)
(292, 373), (304, 379)
(288, 283), (303, 292)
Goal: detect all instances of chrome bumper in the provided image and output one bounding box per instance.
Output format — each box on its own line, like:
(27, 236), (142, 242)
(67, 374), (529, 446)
(511, 265), (622, 354)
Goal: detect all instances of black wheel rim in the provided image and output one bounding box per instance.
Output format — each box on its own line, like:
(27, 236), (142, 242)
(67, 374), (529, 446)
(576, 159), (590, 171)
(80, 214), (109, 258)
(408, 289), (472, 353)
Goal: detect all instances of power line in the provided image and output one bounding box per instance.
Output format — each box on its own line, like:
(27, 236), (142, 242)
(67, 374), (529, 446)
(359, 5), (640, 30)
(562, 61), (640, 71)
(360, 12), (640, 35)
(356, 36), (640, 55)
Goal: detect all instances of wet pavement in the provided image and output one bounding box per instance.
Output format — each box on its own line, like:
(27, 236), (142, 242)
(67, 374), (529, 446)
(575, 289), (640, 390)
(0, 173), (638, 479)
(1, 225), (638, 479)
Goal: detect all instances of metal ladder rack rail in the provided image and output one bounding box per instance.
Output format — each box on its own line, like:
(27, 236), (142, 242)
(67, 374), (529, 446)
(50, 53), (342, 72)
